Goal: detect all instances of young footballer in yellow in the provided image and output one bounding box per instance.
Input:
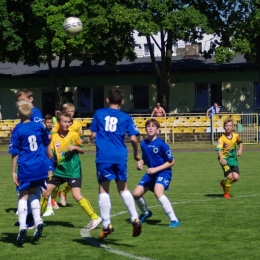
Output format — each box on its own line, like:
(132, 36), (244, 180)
(40, 112), (101, 230)
(51, 103), (83, 207)
(216, 118), (243, 199)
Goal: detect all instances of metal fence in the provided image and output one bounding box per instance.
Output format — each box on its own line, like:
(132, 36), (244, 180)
(0, 114), (258, 144)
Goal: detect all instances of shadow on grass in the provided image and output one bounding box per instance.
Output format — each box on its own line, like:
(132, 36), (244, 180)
(5, 208), (17, 214)
(74, 236), (134, 247)
(0, 232), (44, 246)
(43, 221), (75, 228)
(203, 194), (224, 197)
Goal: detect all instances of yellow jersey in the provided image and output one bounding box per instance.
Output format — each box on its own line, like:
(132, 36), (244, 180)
(215, 133), (242, 166)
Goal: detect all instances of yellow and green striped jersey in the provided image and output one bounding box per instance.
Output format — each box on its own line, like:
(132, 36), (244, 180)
(50, 131), (83, 178)
(215, 133), (242, 166)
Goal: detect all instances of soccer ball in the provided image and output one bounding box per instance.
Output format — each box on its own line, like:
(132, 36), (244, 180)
(63, 17), (83, 37)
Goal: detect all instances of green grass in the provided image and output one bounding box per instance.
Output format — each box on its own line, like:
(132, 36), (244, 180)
(0, 151), (259, 260)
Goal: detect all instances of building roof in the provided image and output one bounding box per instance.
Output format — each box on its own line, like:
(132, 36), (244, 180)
(0, 54), (257, 78)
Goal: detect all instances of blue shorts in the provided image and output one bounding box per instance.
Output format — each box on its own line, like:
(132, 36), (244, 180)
(16, 178), (46, 192)
(96, 163), (128, 184)
(137, 172), (172, 192)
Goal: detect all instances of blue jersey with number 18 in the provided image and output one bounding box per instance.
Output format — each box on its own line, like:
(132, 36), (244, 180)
(9, 121), (50, 182)
(90, 108), (140, 164)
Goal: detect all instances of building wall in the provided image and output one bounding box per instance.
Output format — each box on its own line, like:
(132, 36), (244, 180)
(0, 69), (258, 119)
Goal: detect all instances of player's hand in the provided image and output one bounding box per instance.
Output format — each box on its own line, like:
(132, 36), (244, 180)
(134, 153), (141, 161)
(220, 159), (227, 165)
(136, 160), (143, 170)
(146, 168), (156, 175)
(237, 150), (242, 156)
(12, 172), (19, 186)
(67, 145), (76, 151)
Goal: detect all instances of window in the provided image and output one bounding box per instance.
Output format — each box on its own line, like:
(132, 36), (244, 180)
(144, 44), (154, 56)
(79, 86), (104, 112)
(254, 82), (260, 107)
(195, 83), (222, 109)
(172, 43), (178, 55)
(131, 85), (149, 110)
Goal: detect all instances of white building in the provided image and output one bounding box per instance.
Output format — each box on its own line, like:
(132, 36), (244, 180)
(133, 31), (216, 58)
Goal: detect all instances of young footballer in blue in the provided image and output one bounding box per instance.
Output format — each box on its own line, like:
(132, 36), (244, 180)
(14, 89), (44, 229)
(9, 100), (51, 246)
(133, 119), (180, 228)
(90, 88), (142, 239)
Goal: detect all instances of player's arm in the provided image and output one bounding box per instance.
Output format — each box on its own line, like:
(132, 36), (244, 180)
(218, 150), (226, 165)
(91, 131), (96, 139)
(11, 154), (19, 186)
(67, 145), (84, 154)
(206, 108), (210, 117)
(151, 108), (155, 117)
(130, 135), (140, 161)
(162, 108), (166, 117)
(237, 142), (243, 156)
(146, 160), (174, 175)
(47, 145), (53, 159)
(136, 159), (144, 170)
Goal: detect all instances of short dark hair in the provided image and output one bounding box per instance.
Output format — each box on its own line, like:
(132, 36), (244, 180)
(44, 114), (52, 121)
(107, 88), (123, 105)
(17, 89), (33, 98)
(145, 118), (160, 128)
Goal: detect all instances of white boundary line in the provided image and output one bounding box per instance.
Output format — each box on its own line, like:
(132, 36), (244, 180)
(80, 193), (259, 260)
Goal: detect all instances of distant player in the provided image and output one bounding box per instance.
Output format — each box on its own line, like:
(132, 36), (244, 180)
(133, 119), (180, 228)
(90, 88), (142, 239)
(216, 118), (243, 198)
(40, 112), (102, 230)
(9, 100), (50, 246)
(51, 103), (83, 207)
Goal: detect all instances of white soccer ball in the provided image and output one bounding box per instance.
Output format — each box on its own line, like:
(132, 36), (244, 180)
(63, 17), (83, 37)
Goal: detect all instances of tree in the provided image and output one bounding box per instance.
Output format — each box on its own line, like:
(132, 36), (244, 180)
(0, 0), (138, 109)
(135, 0), (211, 112)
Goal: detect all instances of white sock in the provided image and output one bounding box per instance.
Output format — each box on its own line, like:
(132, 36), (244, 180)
(98, 193), (111, 228)
(47, 195), (52, 209)
(120, 190), (138, 222)
(18, 199), (28, 230)
(28, 194), (42, 226)
(136, 197), (149, 214)
(158, 195), (178, 222)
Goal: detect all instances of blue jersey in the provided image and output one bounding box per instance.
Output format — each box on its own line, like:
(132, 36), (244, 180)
(9, 122), (50, 182)
(141, 137), (173, 175)
(31, 107), (43, 123)
(90, 108), (139, 164)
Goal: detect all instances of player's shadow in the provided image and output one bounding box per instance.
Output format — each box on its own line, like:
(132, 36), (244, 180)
(125, 218), (161, 226)
(203, 194), (225, 197)
(74, 237), (133, 247)
(0, 232), (46, 246)
(43, 220), (75, 228)
(5, 208), (17, 214)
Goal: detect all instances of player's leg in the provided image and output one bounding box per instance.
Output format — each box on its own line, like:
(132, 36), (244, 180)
(40, 183), (57, 215)
(51, 186), (59, 209)
(98, 180), (114, 239)
(133, 174), (153, 223)
(28, 186), (44, 241)
(70, 180), (101, 230)
(154, 183), (180, 228)
(59, 182), (71, 206)
(116, 164), (142, 237)
(17, 190), (29, 246)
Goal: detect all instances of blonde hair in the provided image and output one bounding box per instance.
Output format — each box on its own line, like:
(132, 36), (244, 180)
(16, 100), (32, 118)
(223, 118), (234, 127)
(62, 102), (75, 111)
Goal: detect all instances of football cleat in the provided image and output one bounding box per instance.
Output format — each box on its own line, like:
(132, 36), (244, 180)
(139, 210), (153, 223)
(132, 219), (142, 237)
(99, 224), (114, 239)
(17, 229), (27, 247)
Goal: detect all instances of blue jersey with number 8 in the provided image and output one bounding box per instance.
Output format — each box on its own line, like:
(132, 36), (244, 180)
(9, 121), (50, 182)
(90, 108), (139, 164)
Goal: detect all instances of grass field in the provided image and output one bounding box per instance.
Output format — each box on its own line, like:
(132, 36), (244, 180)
(0, 149), (259, 260)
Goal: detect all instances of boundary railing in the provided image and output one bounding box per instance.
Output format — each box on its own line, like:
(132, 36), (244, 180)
(0, 113), (258, 144)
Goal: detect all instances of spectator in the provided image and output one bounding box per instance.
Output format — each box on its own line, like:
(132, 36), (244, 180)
(151, 103), (166, 117)
(207, 102), (220, 118)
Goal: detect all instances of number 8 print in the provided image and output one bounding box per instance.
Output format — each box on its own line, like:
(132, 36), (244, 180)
(28, 135), (38, 151)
